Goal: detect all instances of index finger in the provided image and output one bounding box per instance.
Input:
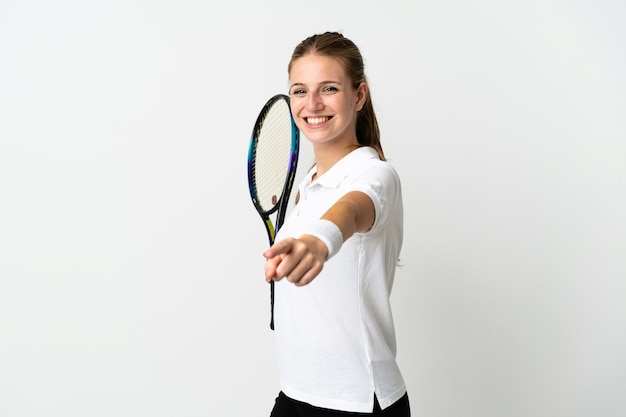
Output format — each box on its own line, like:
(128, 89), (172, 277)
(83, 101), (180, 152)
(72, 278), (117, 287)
(263, 238), (295, 259)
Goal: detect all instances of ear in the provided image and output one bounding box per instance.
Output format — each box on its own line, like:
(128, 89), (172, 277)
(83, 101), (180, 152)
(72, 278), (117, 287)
(355, 82), (368, 112)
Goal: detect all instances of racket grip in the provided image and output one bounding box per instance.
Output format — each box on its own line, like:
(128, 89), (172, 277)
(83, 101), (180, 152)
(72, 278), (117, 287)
(301, 219), (343, 260)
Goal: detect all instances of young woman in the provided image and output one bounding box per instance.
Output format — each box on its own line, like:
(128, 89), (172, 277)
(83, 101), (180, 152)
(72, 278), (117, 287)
(263, 32), (410, 417)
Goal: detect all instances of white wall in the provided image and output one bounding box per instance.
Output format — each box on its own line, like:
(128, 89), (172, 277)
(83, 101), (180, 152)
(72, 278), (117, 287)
(1, 1), (624, 416)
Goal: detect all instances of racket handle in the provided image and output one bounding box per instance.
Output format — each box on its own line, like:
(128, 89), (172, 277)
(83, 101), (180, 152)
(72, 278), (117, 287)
(270, 280), (275, 331)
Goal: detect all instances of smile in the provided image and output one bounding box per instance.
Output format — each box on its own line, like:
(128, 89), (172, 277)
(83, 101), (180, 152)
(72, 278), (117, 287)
(305, 116), (331, 126)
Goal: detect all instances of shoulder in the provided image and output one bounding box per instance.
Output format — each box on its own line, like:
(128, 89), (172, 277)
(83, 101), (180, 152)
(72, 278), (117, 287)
(345, 151), (402, 212)
(349, 149), (401, 190)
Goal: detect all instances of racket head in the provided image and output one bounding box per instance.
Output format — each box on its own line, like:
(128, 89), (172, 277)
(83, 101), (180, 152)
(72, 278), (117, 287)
(247, 94), (299, 236)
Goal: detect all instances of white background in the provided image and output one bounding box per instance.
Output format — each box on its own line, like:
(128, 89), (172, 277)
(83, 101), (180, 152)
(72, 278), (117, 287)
(1, 1), (624, 416)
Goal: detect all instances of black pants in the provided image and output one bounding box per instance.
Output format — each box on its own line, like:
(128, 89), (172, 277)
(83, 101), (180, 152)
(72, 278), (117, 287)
(270, 391), (411, 417)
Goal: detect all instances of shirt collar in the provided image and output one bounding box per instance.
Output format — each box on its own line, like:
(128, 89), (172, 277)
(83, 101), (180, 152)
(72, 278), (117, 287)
(309, 146), (380, 188)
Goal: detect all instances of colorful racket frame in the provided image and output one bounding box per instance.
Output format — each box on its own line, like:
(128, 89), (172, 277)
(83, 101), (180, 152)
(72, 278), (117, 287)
(247, 94), (300, 330)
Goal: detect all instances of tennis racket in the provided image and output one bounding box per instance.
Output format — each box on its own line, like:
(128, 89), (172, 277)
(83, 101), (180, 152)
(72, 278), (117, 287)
(247, 94), (299, 330)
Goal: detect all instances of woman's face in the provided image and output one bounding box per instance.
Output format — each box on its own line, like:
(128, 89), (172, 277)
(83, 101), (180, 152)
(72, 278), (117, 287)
(288, 54), (367, 147)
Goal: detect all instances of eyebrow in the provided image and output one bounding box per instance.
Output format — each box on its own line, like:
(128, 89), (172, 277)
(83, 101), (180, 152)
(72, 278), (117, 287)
(289, 80), (342, 89)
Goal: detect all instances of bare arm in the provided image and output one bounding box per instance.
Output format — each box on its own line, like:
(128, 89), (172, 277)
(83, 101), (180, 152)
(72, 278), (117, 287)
(263, 191), (375, 286)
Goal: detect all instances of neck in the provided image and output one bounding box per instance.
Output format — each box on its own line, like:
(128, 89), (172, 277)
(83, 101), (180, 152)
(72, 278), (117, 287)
(313, 142), (360, 178)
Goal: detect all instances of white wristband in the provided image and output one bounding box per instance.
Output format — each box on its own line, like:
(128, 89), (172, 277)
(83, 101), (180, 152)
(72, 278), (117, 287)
(301, 219), (344, 260)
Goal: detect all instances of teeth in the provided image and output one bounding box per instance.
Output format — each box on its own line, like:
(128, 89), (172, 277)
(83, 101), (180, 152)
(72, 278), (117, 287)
(307, 117), (328, 125)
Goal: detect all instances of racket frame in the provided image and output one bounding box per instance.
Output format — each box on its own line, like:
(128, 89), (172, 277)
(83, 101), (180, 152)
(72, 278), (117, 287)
(247, 94), (299, 330)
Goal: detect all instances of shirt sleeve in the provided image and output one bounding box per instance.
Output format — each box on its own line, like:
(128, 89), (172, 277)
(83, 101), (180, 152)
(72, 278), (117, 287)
(345, 160), (402, 234)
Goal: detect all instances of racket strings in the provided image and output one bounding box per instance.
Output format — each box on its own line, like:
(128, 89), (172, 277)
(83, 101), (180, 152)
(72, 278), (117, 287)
(253, 100), (294, 212)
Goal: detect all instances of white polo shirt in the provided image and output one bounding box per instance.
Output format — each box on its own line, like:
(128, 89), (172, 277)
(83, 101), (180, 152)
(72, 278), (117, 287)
(273, 146), (406, 412)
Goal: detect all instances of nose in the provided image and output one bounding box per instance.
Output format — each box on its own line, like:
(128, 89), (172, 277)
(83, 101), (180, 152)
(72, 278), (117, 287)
(306, 91), (324, 112)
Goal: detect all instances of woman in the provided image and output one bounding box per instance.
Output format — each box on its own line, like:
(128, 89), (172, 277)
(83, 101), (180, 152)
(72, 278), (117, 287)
(263, 32), (410, 417)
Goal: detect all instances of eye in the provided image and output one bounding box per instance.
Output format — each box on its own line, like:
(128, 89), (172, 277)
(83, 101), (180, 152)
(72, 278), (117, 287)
(322, 86), (339, 93)
(290, 88), (306, 96)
